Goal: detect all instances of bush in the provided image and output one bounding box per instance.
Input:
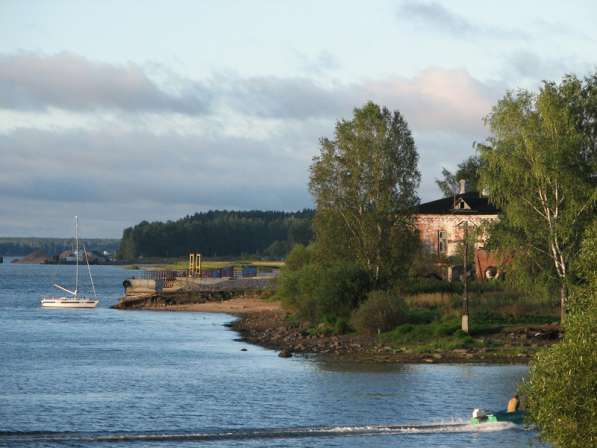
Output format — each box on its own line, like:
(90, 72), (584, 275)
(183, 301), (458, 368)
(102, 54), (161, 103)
(400, 278), (506, 295)
(277, 259), (372, 323)
(401, 278), (459, 295)
(404, 307), (439, 324)
(284, 244), (313, 271)
(521, 303), (596, 448)
(521, 223), (597, 448)
(334, 318), (352, 335)
(351, 290), (407, 335)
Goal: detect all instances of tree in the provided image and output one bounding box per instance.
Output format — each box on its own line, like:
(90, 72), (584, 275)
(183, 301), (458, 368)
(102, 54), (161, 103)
(479, 75), (597, 319)
(309, 102), (420, 284)
(435, 154), (482, 197)
(277, 245), (371, 324)
(521, 220), (597, 448)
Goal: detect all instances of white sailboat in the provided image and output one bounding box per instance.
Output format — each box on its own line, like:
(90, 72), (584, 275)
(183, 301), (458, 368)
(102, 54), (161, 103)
(41, 217), (100, 308)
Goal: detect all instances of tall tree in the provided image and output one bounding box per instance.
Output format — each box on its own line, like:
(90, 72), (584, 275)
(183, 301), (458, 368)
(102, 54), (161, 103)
(435, 154), (482, 197)
(309, 102), (420, 283)
(521, 219), (597, 448)
(479, 74), (597, 319)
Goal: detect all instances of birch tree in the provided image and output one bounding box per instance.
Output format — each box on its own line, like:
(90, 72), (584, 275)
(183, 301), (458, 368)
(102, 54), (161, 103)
(479, 75), (597, 320)
(309, 102), (420, 283)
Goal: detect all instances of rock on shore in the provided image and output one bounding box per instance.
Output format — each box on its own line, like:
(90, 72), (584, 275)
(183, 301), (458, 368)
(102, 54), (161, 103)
(231, 310), (557, 364)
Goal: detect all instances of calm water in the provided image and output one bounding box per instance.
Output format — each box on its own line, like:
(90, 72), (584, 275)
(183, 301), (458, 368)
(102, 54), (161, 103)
(0, 261), (547, 447)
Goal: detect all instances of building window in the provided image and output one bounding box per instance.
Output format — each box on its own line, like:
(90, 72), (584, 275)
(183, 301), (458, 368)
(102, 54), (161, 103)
(438, 230), (447, 255)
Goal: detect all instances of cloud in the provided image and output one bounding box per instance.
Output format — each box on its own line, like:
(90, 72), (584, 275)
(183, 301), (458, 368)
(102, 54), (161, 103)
(0, 52), (210, 114)
(365, 68), (501, 134)
(0, 52), (499, 136)
(398, 1), (527, 40)
(0, 127), (314, 236)
(0, 52), (504, 236)
(293, 50), (340, 75)
(504, 50), (585, 81)
(225, 69), (499, 135)
(224, 76), (359, 119)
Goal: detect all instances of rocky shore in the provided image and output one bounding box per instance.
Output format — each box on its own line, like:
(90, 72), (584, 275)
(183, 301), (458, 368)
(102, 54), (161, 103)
(121, 295), (559, 363)
(231, 308), (559, 363)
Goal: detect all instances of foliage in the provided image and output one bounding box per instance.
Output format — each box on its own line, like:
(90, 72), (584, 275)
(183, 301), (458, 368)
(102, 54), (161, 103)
(399, 278), (504, 295)
(283, 243), (313, 271)
(0, 237), (120, 257)
(479, 74), (597, 315)
(351, 290), (408, 335)
(435, 154), (482, 197)
(521, 218), (597, 448)
(118, 209), (314, 259)
(408, 247), (447, 279)
(277, 255), (372, 323)
(263, 240), (289, 259)
(309, 101), (421, 283)
(571, 217), (597, 309)
(521, 301), (596, 448)
(380, 319), (475, 352)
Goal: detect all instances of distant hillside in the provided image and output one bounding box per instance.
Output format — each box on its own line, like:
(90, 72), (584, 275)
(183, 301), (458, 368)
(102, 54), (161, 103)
(0, 237), (121, 257)
(119, 209), (314, 259)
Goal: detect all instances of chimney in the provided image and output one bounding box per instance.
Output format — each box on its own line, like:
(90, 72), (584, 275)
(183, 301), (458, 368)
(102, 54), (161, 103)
(459, 179), (467, 194)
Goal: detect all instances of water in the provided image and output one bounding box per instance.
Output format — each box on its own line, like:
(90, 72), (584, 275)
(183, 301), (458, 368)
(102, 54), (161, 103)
(0, 261), (547, 447)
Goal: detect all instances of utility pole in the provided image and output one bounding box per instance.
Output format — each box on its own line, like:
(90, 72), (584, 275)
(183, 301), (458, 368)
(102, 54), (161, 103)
(458, 220), (470, 334)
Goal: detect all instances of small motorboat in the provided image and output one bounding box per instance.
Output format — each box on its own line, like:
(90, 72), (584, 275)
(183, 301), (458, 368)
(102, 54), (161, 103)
(470, 408), (525, 425)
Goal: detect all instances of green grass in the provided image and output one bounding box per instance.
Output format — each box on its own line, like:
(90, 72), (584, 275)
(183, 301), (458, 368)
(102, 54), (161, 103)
(380, 320), (478, 353)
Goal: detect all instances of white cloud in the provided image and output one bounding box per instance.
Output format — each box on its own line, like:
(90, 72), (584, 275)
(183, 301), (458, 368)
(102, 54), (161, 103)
(0, 52), (210, 114)
(0, 52), (505, 236)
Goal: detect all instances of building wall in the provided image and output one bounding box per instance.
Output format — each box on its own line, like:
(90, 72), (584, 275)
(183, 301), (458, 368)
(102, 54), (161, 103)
(415, 214), (498, 257)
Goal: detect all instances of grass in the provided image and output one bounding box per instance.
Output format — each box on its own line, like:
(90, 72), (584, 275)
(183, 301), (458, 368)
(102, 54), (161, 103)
(378, 299), (558, 355)
(380, 320), (478, 353)
(404, 290), (559, 325)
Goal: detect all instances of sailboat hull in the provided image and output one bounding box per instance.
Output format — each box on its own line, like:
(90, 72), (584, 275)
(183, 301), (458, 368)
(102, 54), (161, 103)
(40, 217), (100, 309)
(41, 298), (99, 308)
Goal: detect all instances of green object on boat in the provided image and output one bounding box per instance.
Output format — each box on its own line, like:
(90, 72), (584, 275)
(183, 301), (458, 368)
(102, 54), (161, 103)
(470, 410), (525, 425)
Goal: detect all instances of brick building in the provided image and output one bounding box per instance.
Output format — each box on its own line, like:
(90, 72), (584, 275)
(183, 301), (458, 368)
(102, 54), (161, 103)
(415, 181), (499, 279)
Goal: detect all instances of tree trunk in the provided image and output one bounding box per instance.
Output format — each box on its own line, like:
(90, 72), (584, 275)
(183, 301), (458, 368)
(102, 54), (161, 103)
(560, 284), (566, 325)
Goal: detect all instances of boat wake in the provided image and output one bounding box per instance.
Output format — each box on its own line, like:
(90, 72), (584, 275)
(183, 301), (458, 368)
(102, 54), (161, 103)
(0, 421), (516, 444)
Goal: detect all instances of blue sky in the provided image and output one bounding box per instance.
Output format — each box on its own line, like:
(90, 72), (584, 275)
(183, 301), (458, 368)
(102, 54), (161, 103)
(1, 0), (595, 237)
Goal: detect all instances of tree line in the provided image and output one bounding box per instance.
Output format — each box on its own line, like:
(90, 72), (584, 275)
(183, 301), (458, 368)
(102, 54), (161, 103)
(0, 237), (120, 257)
(118, 209), (314, 259)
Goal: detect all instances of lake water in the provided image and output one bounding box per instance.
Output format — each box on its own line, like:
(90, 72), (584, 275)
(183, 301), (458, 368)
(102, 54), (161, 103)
(0, 261), (548, 447)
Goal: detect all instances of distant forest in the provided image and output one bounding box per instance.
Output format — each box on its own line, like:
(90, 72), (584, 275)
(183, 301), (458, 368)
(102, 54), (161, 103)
(118, 210), (315, 259)
(0, 238), (121, 256)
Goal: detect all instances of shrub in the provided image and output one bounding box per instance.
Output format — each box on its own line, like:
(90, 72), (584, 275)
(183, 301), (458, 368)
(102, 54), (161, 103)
(433, 321), (459, 337)
(277, 259), (372, 323)
(404, 307), (439, 324)
(521, 223), (597, 448)
(334, 318), (351, 335)
(521, 302), (596, 448)
(351, 290), (407, 335)
(284, 244), (313, 271)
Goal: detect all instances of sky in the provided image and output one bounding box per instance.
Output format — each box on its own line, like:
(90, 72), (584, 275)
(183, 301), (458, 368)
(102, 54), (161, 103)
(1, 0), (596, 238)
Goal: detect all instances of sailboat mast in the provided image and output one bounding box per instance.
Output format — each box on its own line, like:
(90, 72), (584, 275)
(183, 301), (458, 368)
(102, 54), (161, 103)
(75, 216), (79, 298)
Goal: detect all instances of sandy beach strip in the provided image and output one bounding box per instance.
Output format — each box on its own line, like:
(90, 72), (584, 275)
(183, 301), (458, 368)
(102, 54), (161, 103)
(156, 297), (283, 314)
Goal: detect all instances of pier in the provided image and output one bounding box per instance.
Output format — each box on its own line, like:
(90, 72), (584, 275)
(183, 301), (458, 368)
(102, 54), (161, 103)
(113, 269), (276, 309)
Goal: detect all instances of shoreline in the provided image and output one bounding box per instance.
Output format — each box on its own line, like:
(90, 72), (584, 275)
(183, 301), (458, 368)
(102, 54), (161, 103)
(144, 297), (283, 314)
(129, 297), (556, 364)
